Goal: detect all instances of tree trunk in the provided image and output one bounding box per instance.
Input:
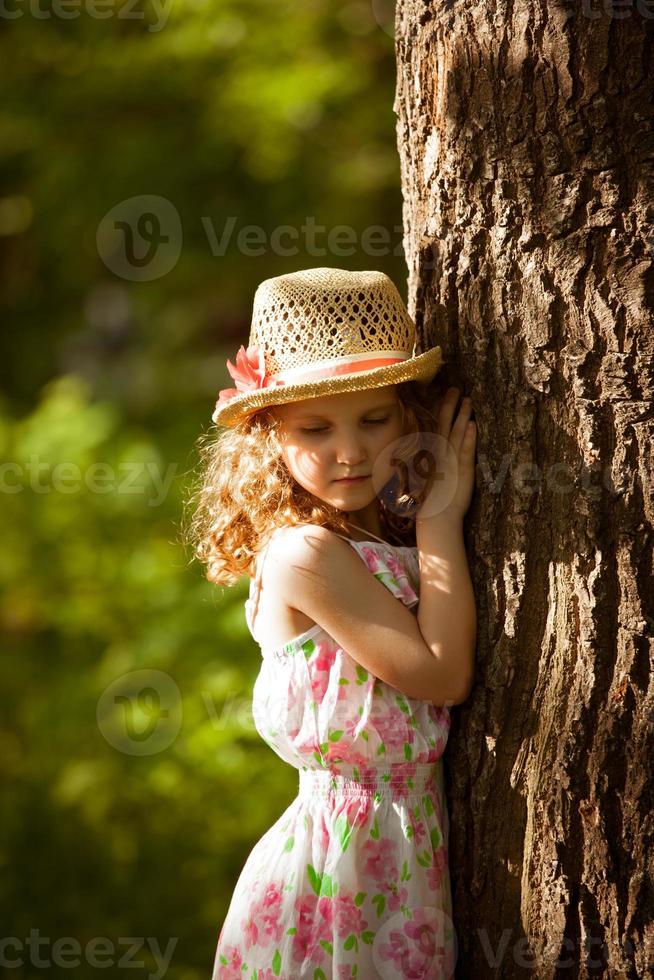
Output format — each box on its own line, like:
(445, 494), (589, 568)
(394, 1), (654, 976)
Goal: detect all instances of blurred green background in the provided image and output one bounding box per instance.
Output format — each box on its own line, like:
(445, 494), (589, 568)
(1, 1), (409, 976)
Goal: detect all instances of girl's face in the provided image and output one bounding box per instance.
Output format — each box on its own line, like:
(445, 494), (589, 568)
(273, 385), (406, 512)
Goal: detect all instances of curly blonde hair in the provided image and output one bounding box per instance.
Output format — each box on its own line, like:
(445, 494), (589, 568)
(181, 378), (444, 587)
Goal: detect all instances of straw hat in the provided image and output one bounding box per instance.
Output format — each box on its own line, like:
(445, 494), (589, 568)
(211, 267), (445, 428)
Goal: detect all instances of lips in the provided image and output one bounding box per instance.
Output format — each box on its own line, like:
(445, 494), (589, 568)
(335, 475), (369, 482)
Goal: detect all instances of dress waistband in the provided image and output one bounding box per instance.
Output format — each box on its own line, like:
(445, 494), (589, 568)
(298, 762), (439, 800)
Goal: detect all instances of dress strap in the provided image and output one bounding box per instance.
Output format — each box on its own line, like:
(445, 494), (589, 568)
(342, 520), (391, 545)
(245, 532), (278, 643)
(246, 522), (320, 641)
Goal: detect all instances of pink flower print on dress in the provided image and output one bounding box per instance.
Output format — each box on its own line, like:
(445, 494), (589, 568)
(336, 685), (348, 703)
(215, 344), (285, 408)
(242, 911), (259, 948)
(359, 544), (386, 571)
(325, 741), (353, 765)
(342, 715), (363, 740)
(399, 581), (418, 604)
(413, 743), (437, 765)
(405, 907), (447, 973)
(427, 846), (448, 891)
(428, 703), (451, 729)
(292, 894), (332, 966)
(313, 638), (338, 672)
(308, 639), (340, 705)
(340, 716), (370, 748)
(362, 836), (399, 886)
(327, 739), (372, 767)
(385, 554), (418, 604)
(376, 906), (443, 979)
(285, 684), (300, 714)
(358, 762), (383, 787)
(373, 705), (411, 750)
(408, 813), (427, 847)
(318, 812), (331, 851)
(340, 793), (372, 829)
(358, 547), (416, 603)
(387, 883), (409, 912)
(295, 738), (322, 767)
(259, 881), (285, 938)
(310, 670), (330, 706)
(384, 554), (405, 579)
(389, 761), (418, 797)
(318, 892), (369, 938)
(315, 895), (334, 928)
(242, 881), (285, 949)
(214, 944), (243, 980)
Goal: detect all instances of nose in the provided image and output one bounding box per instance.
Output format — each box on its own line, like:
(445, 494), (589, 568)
(336, 432), (367, 466)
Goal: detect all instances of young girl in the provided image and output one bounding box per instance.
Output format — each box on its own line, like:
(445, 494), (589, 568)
(188, 268), (477, 980)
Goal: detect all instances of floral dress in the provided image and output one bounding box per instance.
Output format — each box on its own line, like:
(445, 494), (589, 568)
(212, 527), (457, 980)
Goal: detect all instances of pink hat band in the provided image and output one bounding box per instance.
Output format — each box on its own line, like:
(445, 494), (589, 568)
(269, 351), (410, 385)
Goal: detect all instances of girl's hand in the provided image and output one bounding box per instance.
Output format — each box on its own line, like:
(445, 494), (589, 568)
(415, 386), (477, 524)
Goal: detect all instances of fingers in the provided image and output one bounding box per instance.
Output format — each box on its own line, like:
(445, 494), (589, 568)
(450, 396), (473, 455)
(438, 387), (476, 456)
(436, 387), (460, 439)
(461, 402), (477, 460)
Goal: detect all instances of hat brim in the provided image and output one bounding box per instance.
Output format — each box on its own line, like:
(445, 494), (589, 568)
(211, 345), (445, 428)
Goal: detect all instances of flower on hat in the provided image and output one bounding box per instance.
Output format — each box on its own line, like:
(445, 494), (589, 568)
(215, 344), (285, 407)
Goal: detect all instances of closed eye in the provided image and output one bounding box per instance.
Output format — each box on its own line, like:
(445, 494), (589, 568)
(300, 417), (389, 435)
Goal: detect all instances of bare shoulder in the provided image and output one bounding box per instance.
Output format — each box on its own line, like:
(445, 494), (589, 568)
(251, 524), (351, 646)
(265, 522), (388, 624)
(249, 525), (339, 648)
(266, 522), (342, 559)
(265, 523), (355, 596)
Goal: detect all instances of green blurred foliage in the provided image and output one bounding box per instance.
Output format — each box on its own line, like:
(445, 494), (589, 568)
(1, 0), (406, 975)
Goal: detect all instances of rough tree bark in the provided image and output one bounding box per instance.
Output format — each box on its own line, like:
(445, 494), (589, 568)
(394, 1), (654, 976)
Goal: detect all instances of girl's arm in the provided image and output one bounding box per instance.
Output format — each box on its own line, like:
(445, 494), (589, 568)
(269, 524), (472, 707)
(410, 386), (477, 703)
(416, 514), (476, 706)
